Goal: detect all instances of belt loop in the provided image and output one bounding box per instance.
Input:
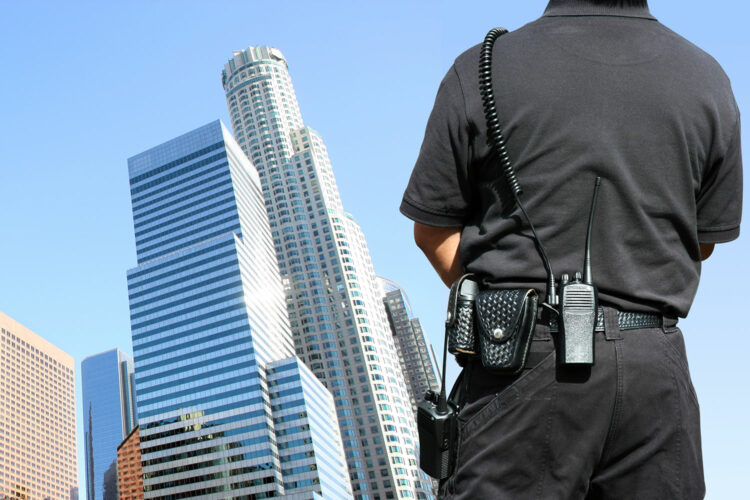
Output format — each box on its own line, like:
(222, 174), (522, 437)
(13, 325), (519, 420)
(536, 307), (553, 341)
(662, 316), (678, 333)
(604, 306), (621, 340)
(534, 322), (551, 341)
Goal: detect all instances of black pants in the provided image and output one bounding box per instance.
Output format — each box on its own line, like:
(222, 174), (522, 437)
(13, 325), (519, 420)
(440, 307), (704, 499)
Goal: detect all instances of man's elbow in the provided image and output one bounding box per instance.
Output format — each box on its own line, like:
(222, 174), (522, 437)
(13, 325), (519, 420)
(413, 222), (463, 286)
(700, 243), (714, 261)
(413, 223), (432, 252)
(413, 222), (456, 254)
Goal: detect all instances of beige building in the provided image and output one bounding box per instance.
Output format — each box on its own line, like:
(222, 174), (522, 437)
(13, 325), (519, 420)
(0, 311), (78, 499)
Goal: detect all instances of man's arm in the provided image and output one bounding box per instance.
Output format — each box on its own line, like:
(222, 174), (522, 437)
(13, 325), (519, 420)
(414, 222), (463, 287)
(700, 243), (714, 261)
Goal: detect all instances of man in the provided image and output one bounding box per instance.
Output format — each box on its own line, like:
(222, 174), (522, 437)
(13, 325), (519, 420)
(400, 0), (742, 498)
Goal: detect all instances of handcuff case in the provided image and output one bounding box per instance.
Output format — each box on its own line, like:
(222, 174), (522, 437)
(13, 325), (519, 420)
(475, 288), (538, 374)
(446, 276), (538, 374)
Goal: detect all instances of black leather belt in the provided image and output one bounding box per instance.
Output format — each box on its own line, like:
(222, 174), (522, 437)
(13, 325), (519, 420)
(548, 308), (662, 333)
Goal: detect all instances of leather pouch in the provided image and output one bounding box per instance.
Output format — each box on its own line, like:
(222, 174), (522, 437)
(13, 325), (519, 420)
(475, 289), (538, 374)
(446, 275), (479, 362)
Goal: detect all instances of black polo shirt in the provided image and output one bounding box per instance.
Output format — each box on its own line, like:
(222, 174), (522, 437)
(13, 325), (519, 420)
(401, 0), (742, 317)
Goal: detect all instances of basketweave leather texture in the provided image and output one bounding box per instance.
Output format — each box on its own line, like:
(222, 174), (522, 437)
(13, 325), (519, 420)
(446, 275), (479, 360)
(476, 289), (538, 374)
(448, 301), (477, 355)
(548, 308), (662, 332)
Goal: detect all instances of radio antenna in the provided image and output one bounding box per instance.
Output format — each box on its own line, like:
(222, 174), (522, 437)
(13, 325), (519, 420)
(437, 323), (449, 413)
(429, 343), (441, 382)
(583, 177), (602, 285)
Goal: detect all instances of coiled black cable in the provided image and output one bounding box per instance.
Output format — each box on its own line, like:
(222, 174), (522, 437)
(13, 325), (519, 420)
(479, 27), (558, 307)
(479, 28), (520, 197)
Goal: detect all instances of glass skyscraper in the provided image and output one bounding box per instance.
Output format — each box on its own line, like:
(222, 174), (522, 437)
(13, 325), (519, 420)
(81, 348), (137, 500)
(126, 120), (351, 499)
(379, 279), (440, 415)
(223, 46), (432, 500)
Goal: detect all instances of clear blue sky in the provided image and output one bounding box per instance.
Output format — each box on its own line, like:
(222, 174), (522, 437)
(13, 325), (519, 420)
(0, 1), (746, 497)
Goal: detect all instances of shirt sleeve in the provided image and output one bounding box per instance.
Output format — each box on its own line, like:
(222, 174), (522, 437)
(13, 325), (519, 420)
(400, 65), (473, 227)
(696, 110), (743, 244)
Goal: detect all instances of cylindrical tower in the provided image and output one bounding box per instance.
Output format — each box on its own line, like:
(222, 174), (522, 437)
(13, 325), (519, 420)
(223, 46), (434, 500)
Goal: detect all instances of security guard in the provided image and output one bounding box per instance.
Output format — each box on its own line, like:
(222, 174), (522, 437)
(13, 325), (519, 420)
(401, 0), (742, 498)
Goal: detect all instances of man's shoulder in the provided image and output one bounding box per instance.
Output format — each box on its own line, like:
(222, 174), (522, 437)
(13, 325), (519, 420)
(654, 22), (732, 82)
(452, 21), (537, 76)
(449, 21), (538, 93)
(450, 18), (734, 96)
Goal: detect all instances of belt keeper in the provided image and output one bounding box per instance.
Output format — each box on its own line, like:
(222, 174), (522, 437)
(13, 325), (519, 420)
(603, 307), (621, 340)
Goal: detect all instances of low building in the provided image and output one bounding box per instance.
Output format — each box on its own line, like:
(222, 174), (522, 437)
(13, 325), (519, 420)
(117, 426), (143, 499)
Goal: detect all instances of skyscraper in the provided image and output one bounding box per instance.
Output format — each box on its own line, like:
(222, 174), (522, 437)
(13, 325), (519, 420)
(126, 120), (351, 499)
(81, 348), (137, 500)
(379, 279), (440, 415)
(223, 47), (432, 500)
(0, 311), (78, 500)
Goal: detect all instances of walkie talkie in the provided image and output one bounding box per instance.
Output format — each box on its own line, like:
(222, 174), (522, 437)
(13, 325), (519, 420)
(558, 177), (601, 365)
(417, 296), (459, 479)
(417, 388), (457, 479)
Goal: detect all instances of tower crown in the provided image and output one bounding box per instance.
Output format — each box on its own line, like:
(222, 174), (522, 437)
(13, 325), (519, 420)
(222, 46), (287, 89)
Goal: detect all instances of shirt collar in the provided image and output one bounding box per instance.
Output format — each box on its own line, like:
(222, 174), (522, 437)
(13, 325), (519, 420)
(544, 0), (655, 20)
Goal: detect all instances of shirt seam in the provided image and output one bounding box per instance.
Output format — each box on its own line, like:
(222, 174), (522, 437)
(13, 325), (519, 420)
(697, 223), (740, 232)
(537, 20), (666, 67)
(401, 195), (467, 218)
(725, 101), (741, 159)
(701, 102), (741, 197)
(452, 64), (473, 168)
(452, 65), (471, 134)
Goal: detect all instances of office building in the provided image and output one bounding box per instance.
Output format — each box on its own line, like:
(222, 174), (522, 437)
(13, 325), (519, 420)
(223, 46), (431, 499)
(82, 348), (137, 500)
(379, 278), (440, 414)
(117, 426), (143, 500)
(268, 357), (352, 499)
(126, 120), (351, 499)
(0, 311), (78, 499)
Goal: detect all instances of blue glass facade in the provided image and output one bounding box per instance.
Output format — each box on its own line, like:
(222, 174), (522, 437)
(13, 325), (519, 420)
(268, 357), (352, 499)
(126, 120), (351, 499)
(81, 349), (136, 500)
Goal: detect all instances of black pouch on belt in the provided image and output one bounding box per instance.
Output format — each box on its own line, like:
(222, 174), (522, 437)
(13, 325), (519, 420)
(446, 275), (480, 365)
(475, 289), (538, 374)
